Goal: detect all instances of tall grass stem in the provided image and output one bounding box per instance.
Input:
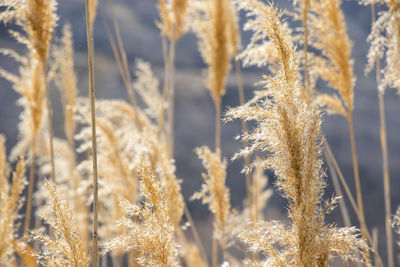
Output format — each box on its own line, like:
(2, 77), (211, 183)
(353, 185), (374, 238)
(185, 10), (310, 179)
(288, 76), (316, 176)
(167, 33), (176, 157)
(24, 142), (36, 237)
(370, 3), (394, 266)
(84, 1), (99, 266)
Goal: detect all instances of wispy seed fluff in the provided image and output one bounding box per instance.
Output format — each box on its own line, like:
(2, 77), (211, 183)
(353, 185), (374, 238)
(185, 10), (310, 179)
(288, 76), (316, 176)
(0, 136), (27, 265)
(191, 0), (236, 106)
(0, 0), (58, 159)
(158, 0), (189, 40)
(362, 0), (400, 94)
(32, 181), (90, 267)
(102, 162), (179, 266)
(191, 146), (231, 250)
(226, 1), (370, 265)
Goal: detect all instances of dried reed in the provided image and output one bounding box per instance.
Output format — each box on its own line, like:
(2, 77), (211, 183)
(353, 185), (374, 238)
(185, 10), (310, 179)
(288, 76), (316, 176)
(227, 1), (370, 265)
(0, 0), (58, 237)
(84, 0), (99, 265)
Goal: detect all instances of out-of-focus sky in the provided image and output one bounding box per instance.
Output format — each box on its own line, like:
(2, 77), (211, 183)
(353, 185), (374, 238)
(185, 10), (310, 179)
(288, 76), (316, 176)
(1, 0), (399, 265)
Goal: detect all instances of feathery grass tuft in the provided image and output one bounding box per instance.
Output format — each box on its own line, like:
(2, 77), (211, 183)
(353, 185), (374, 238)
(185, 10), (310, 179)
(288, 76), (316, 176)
(32, 181), (90, 267)
(0, 136), (27, 265)
(227, 2), (370, 265)
(102, 162), (179, 266)
(192, 146), (231, 261)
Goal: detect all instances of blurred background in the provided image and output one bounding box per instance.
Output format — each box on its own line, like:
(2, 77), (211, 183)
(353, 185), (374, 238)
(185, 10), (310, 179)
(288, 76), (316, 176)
(0, 0), (399, 265)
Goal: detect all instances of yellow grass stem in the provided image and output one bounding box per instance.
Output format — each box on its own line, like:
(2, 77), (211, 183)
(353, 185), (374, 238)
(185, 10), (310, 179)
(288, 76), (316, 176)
(100, 3), (137, 108)
(184, 204), (208, 265)
(24, 142), (36, 237)
(108, 0), (137, 108)
(370, 3), (393, 266)
(215, 97), (221, 153)
(44, 75), (56, 184)
(347, 117), (368, 248)
(325, 149), (351, 227)
(84, 1), (99, 266)
(212, 238), (218, 267)
(302, 0), (310, 96)
(377, 55), (393, 267)
(158, 35), (169, 139)
(167, 30), (176, 156)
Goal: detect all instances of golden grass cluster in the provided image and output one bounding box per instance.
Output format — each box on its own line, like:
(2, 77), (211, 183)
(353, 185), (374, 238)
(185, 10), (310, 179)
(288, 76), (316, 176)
(0, 0), (399, 266)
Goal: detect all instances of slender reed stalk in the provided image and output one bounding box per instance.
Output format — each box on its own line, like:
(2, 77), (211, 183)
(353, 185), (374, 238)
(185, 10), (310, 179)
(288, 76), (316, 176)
(44, 78), (56, 184)
(347, 115), (368, 245)
(84, 1), (99, 266)
(167, 31), (176, 156)
(158, 36), (170, 139)
(213, 96), (221, 266)
(24, 142), (36, 237)
(378, 76), (393, 267)
(325, 149), (351, 227)
(106, 1), (137, 108)
(302, 0), (310, 96)
(214, 98), (221, 152)
(370, 4), (394, 266)
(183, 204), (208, 264)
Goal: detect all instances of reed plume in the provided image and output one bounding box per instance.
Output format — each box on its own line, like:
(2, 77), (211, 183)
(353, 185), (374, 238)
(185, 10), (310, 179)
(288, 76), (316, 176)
(0, 0), (58, 237)
(298, 0), (371, 256)
(102, 162), (179, 266)
(227, 2), (370, 265)
(53, 24), (78, 146)
(249, 164), (273, 221)
(133, 59), (163, 122)
(0, 136), (27, 265)
(362, 0), (400, 95)
(158, 0), (189, 41)
(32, 181), (90, 267)
(192, 146), (231, 263)
(191, 0), (235, 151)
(157, 0), (189, 155)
